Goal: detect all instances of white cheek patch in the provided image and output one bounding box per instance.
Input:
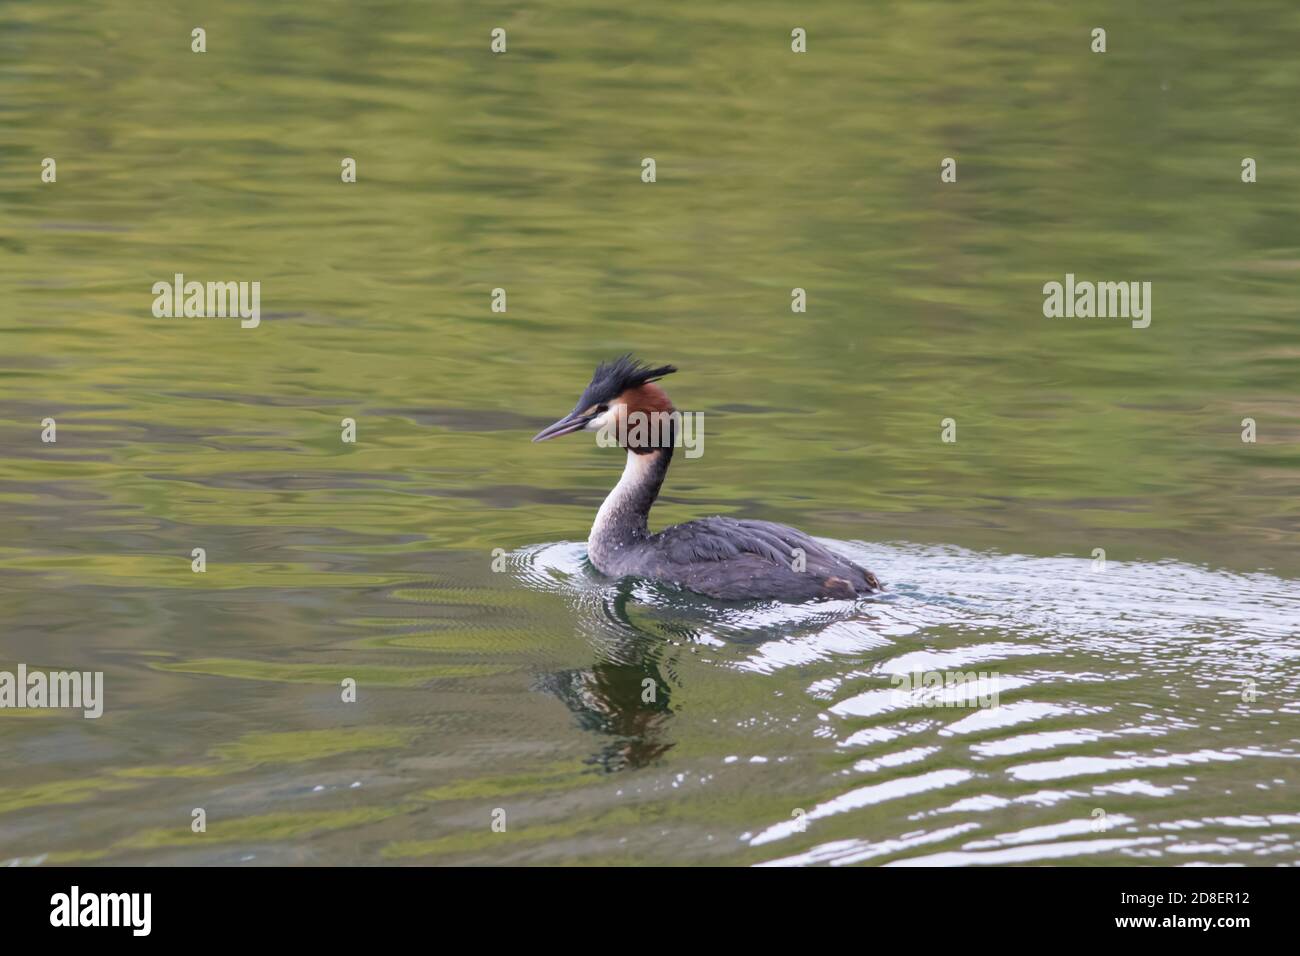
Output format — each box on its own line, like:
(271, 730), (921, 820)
(586, 403), (625, 432)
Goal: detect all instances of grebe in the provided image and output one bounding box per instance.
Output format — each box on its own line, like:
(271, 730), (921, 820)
(532, 356), (882, 602)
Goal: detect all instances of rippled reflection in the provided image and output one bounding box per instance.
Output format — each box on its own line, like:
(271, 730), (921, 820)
(513, 539), (1300, 865)
(533, 583), (678, 772)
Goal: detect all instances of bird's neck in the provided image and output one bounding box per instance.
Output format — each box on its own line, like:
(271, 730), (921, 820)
(588, 444), (673, 570)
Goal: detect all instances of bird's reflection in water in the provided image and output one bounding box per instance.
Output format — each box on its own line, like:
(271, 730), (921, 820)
(517, 538), (883, 772)
(524, 553), (877, 772)
(533, 581), (684, 772)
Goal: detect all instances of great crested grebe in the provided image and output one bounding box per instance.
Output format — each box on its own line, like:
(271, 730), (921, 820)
(532, 356), (882, 602)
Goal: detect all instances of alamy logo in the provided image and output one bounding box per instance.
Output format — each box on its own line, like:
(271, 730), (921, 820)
(0, 664), (103, 718)
(596, 410), (705, 458)
(151, 273), (261, 328)
(1042, 273), (1151, 328)
(890, 671), (1000, 709)
(50, 886), (151, 936)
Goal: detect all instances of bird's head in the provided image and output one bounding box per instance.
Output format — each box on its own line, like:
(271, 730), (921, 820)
(532, 355), (677, 451)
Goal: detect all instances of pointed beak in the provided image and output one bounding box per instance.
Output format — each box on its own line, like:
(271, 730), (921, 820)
(532, 411), (590, 442)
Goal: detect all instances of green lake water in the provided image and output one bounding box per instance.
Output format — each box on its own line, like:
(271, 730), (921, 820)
(1, 0), (1297, 865)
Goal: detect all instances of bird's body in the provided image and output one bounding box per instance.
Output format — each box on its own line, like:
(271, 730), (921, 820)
(533, 357), (881, 602)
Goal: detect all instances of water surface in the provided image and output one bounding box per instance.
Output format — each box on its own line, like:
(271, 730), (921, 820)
(1, 0), (1298, 865)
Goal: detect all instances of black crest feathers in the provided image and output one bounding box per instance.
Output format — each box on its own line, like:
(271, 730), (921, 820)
(575, 355), (677, 410)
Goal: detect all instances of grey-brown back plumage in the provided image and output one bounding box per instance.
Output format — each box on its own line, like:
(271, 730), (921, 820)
(614, 516), (880, 602)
